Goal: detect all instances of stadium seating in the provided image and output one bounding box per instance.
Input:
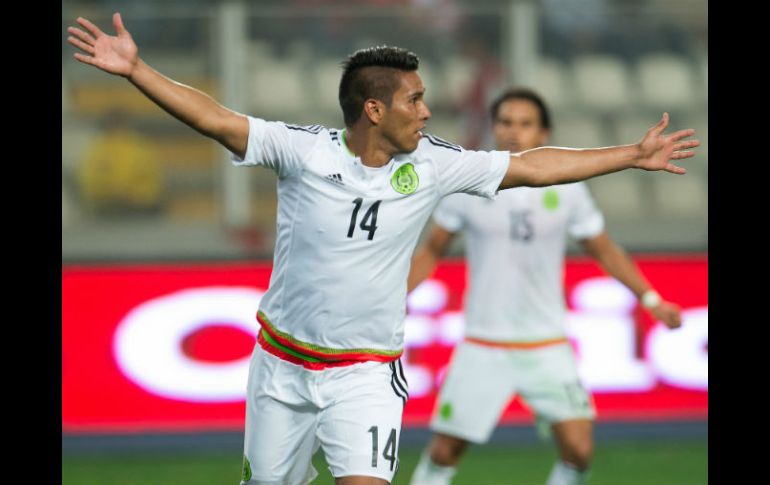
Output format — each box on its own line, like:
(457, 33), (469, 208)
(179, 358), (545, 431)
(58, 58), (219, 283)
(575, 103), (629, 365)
(535, 57), (572, 110)
(649, 170), (707, 219)
(416, 60), (445, 106)
(251, 59), (308, 116)
(62, 183), (77, 228)
(614, 114), (658, 146)
(442, 57), (476, 105)
(587, 171), (645, 220)
(61, 119), (97, 173)
(313, 58), (345, 114)
(680, 113), (708, 160)
(62, 74), (71, 114)
(551, 113), (610, 149)
(636, 53), (698, 110)
(61, 9), (708, 257)
(572, 54), (636, 111)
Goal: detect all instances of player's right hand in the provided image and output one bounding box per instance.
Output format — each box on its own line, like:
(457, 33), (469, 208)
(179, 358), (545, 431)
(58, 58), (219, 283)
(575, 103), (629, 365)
(634, 113), (699, 175)
(67, 12), (138, 78)
(651, 300), (683, 329)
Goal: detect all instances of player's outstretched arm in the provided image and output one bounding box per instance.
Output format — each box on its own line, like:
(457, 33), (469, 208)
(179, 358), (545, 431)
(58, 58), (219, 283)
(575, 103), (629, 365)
(498, 113), (699, 190)
(67, 13), (249, 158)
(580, 231), (682, 329)
(407, 226), (455, 294)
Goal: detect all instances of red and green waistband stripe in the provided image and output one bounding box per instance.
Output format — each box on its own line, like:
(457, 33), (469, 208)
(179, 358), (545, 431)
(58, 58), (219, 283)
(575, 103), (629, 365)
(465, 336), (569, 349)
(256, 310), (402, 363)
(257, 331), (361, 370)
(260, 330), (324, 362)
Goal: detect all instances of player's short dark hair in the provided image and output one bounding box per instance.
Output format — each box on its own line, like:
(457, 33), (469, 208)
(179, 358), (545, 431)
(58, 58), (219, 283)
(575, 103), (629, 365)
(490, 87), (551, 130)
(339, 46), (420, 126)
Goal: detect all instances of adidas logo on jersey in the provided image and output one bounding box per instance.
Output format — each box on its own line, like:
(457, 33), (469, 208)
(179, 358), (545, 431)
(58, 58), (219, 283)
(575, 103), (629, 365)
(325, 173), (344, 186)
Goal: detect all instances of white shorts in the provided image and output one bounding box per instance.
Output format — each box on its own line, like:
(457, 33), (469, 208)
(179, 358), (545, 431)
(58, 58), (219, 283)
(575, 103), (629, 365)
(241, 345), (409, 484)
(430, 340), (595, 444)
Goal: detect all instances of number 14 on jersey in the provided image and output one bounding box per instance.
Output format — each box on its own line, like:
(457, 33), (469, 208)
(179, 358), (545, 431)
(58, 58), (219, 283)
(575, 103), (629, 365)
(348, 198), (382, 241)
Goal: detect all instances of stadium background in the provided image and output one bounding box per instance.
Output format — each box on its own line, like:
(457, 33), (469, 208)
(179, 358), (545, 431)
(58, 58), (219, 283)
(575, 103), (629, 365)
(61, 0), (707, 483)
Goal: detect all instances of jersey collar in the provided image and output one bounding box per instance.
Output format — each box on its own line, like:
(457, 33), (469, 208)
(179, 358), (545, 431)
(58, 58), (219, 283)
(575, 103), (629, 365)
(340, 129), (356, 158)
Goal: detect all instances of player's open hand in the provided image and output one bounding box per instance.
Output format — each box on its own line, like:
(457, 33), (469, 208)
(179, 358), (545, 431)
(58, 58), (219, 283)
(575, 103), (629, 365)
(67, 13), (138, 78)
(635, 113), (700, 174)
(650, 300), (683, 329)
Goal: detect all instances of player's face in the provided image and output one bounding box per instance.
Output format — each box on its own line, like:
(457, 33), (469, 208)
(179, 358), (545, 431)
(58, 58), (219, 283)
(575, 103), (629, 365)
(380, 71), (431, 153)
(492, 99), (549, 153)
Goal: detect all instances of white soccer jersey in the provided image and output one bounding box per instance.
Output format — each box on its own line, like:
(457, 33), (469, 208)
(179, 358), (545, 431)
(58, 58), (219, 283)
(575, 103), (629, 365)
(433, 183), (604, 342)
(232, 116), (508, 363)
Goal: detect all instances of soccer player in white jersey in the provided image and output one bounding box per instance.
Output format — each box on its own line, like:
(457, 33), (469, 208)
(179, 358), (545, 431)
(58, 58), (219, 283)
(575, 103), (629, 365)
(408, 88), (685, 485)
(67, 14), (698, 485)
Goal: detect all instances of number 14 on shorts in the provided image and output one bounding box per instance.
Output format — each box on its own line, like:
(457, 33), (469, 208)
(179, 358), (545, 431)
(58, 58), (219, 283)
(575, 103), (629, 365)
(368, 426), (398, 471)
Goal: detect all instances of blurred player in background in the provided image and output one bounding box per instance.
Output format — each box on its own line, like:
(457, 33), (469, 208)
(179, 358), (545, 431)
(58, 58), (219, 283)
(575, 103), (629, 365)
(408, 88), (684, 485)
(67, 13), (697, 485)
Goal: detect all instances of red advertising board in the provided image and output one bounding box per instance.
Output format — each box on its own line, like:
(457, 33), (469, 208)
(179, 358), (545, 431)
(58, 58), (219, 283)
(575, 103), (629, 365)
(62, 257), (708, 434)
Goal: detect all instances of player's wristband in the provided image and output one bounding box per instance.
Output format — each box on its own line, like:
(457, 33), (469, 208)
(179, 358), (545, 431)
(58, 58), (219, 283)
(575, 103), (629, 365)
(641, 290), (661, 309)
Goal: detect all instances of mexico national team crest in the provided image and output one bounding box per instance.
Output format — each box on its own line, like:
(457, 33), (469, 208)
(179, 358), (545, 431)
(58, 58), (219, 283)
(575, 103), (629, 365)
(391, 163), (419, 195)
(242, 455), (252, 481)
(543, 188), (560, 211)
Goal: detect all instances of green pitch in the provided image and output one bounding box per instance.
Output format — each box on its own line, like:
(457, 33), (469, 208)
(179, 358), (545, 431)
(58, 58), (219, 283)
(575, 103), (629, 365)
(62, 440), (707, 485)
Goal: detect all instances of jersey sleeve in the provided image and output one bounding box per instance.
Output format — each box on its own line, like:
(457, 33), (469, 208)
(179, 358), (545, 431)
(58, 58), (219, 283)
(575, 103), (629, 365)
(422, 134), (509, 199)
(229, 116), (314, 178)
(567, 182), (605, 240)
(432, 193), (468, 233)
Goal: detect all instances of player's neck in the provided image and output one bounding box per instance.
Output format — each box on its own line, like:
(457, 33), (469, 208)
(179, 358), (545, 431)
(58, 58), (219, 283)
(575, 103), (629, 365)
(344, 127), (394, 168)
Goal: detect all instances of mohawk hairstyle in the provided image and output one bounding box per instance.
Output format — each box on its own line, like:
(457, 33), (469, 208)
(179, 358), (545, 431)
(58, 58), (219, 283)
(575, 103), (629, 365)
(339, 46), (420, 127)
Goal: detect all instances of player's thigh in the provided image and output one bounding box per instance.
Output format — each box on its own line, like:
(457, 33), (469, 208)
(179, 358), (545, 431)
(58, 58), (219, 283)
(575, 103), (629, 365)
(430, 342), (517, 444)
(318, 360), (408, 483)
(516, 344), (595, 426)
(242, 348), (320, 484)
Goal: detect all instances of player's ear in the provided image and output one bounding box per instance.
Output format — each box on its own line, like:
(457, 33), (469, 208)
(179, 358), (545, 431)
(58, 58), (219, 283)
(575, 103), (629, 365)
(363, 99), (384, 125)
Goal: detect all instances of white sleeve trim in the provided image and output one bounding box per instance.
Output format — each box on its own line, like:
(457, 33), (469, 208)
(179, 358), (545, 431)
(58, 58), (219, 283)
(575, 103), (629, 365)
(230, 116), (263, 166)
(570, 213), (605, 240)
(479, 150), (510, 199)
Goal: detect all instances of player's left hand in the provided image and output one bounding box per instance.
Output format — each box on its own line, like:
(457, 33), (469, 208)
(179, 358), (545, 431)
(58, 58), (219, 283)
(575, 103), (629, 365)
(650, 300), (683, 329)
(635, 113), (700, 174)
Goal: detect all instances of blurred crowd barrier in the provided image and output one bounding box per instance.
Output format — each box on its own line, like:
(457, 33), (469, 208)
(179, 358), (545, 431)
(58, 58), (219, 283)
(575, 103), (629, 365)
(62, 0), (707, 262)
